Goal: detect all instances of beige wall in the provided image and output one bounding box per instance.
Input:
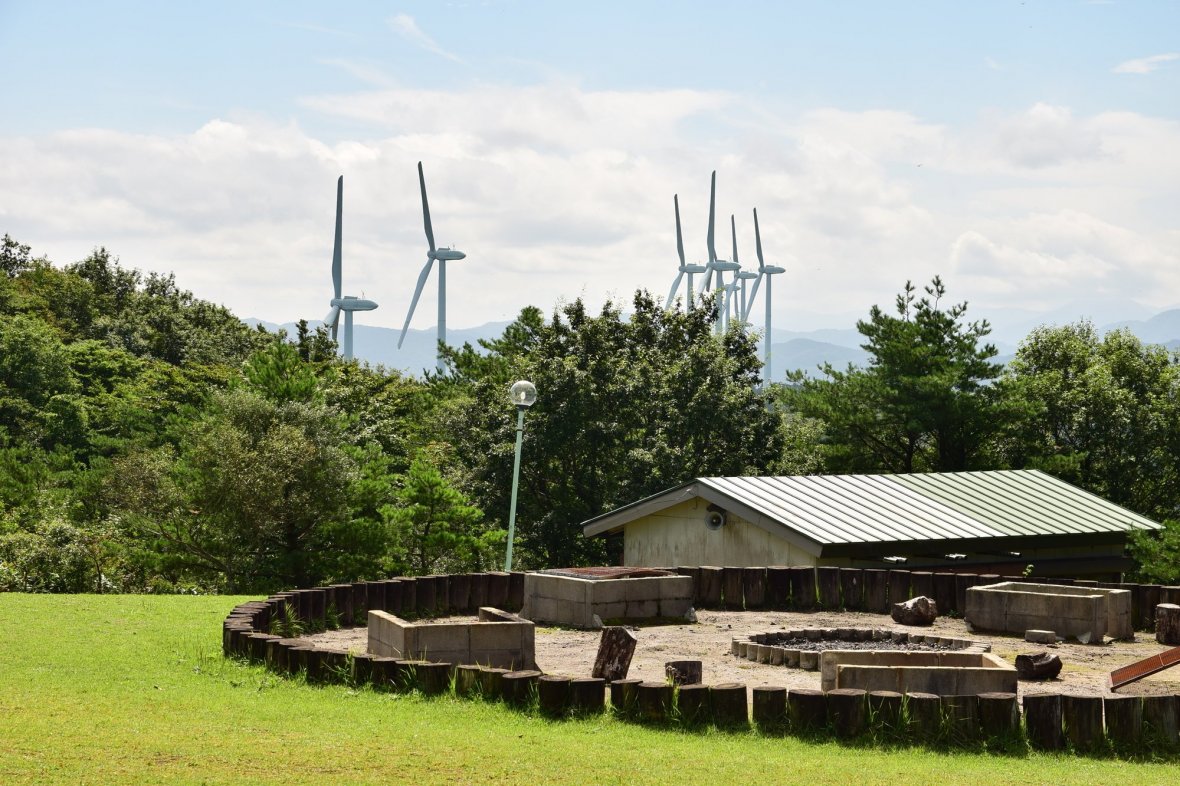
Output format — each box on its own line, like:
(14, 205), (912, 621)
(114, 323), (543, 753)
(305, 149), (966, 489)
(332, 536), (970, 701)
(622, 499), (819, 567)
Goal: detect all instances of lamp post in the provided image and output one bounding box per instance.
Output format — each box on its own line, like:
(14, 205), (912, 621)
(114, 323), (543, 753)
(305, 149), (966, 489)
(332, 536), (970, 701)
(504, 380), (536, 572)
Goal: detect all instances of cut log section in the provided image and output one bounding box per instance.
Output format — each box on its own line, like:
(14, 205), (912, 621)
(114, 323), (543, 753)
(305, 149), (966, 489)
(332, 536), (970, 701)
(664, 660), (703, 686)
(592, 626), (637, 682)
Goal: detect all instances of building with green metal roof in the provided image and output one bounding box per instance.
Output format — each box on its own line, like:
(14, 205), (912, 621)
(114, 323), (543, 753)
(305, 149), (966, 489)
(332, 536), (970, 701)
(580, 470), (1160, 578)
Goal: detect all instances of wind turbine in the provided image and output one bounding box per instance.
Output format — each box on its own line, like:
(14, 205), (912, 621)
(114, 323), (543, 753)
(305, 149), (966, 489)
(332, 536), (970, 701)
(323, 176), (378, 361)
(665, 194), (707, 311)
(398, 161), (466, 373)
(731, 213), (759, 324)
(741, 207), (786, 382)
(695, 170), (740, 332)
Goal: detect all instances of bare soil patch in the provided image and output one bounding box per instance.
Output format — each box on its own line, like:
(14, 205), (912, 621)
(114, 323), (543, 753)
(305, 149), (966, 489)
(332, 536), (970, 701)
(302, 608), (1180, 699)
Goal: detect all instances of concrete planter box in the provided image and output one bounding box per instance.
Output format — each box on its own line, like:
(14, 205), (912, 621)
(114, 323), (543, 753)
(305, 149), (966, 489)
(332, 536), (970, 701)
(367, 607), (535, 670)
(965, 582), (1133, 642)
(820, 650), (1016, 694)
(520, 572), (694, 629)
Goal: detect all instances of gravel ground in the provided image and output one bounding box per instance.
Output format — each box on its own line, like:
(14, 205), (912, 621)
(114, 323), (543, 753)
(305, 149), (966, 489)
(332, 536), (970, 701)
(302, 608), (1180, 700)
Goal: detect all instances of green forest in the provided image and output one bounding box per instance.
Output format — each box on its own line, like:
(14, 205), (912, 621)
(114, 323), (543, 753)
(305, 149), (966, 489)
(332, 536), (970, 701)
(1, 234), (1178, 594)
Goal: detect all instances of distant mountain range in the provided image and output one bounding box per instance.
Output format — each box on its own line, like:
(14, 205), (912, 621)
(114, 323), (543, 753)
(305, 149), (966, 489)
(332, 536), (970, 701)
(246, 307), (1180, 384)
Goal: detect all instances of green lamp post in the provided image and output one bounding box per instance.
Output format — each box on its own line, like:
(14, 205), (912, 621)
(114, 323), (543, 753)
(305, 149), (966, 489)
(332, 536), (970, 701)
(504, 380), (536, 572)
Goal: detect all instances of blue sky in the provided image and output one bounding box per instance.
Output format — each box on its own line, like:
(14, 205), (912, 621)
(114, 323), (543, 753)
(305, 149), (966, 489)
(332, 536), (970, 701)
(1, 1), (1178, 340)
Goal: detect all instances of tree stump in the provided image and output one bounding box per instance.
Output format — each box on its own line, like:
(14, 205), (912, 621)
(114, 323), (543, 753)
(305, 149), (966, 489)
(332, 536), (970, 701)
(698, 566), (723, 608)
(1015, 652), (1063, 680)
(752, 686), (787, 730)
(766, 566), (791, 610)
(638, 681), (673, 723)
(788, 688), (827, 733)
(455, 664), (482, 697)
(863, 569), (889, 614)
(477, 666), (507, 699)
(416, 661), (452, 696)
(905, 692), (941, 737)
(710, 682), (748, 728)
(537, 674), (571, 717)
(569, 677), (605, 715)
(665, 660), (703, 686)
(1104, 695), (1142, 749)
(742, 567), (767, 609)
(1023, 693), (1064, 750)
(592, 627), (637, 681)
(501, 669), (541, 707)
(1142, 695), (1179, 750)
(676, 683), (710, 726)
(788, 566), (817, 610)
(868, 690), (903, 731)
(816, 567), (841, 609)
(722, 567), (744, 610)
(1063, 694), (1104, 752)
(977, 692), (1019, 739)
(1156, 603), (1180, 645)
(839, 569), (864, 611)
(828, 688), (867, 739)
(609, 678), (642, 718)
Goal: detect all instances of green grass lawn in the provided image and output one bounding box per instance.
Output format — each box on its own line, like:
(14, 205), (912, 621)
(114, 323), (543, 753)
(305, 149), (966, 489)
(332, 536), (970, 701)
(0, 593), (1174, 785)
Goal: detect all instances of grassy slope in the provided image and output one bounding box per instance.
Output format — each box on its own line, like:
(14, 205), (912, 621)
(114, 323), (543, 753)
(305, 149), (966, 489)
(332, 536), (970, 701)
(0, 594), (1173, 785)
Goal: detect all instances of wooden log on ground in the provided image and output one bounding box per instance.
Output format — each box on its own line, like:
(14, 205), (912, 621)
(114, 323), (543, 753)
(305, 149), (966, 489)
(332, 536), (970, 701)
(609, 677), (643, 718)
(827, 688), (867, 738)
(1142, 694), (1179, 750)
(863, 569), (889, 614)
(816, 567), (841, 609)
(676, 683), (710, 726)
(1015, 651), (1063, 680)
(638, 681), (673, 723)
(1104, 695), (1142, 749)
(977, 692), (1019, 739)
(766, 566), (791, 610)
(477, 666), (507, 699)
(468, 573), (489, 611)
(722, 567), (744, 610)
(1156, 603), (1180, 645)
(788, 688), (827, 732)
(501, 669), (541, 707)
(1023, 693), (1064, 750)
(665, 660), (703, 686)
(752, 686), (787, 730)
(710, 682), (748, 728)
(868, 690), (903, 730)
(537, 674), (572, 717)
(455, 664), (482, 697)
(905, 692), (941, 737)
(742, 567), (767, 609)
(448, 574), (471, 614)
(592, 626), (637, 681)
(1063, 694), (1104, 752)
(788, 566), (817, 611)
(909, 571), (934, 603)
(839, 569), (864, 611)
(486, 571), (510, 609)
(569, 677), (605, 715)
(507, 571), (526, 612)
(698, 566), (723, 608)
(932, 572), (957, 616)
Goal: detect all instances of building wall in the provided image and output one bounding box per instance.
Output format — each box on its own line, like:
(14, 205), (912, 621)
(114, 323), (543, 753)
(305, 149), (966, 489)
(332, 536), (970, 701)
(622, 499), (819, 567)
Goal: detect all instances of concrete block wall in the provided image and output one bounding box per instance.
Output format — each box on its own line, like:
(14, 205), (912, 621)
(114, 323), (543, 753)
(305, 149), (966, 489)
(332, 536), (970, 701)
(965, 582), (1133, 641)
(820, 650), (1016, 694)
(520, 573), (694, 628)
(368, 608), (535, 670)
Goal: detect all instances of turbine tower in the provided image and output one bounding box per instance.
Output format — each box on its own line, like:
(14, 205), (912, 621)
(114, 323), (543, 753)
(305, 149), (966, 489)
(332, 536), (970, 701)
(696, 170), (740, 332)
(398, 161), (466, 373)
(323, 176), (378, 361)
(665, 194), (707, 311)
(731, 213), (759, 324)
(742, 207), (786, 383)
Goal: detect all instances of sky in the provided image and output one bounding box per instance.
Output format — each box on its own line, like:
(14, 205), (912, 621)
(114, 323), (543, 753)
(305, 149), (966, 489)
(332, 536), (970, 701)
(1, 1), (1178, 343)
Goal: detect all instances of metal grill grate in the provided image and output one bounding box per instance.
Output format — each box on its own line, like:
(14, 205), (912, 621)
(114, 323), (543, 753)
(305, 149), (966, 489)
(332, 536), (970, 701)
(1109, 645), (1180, 689)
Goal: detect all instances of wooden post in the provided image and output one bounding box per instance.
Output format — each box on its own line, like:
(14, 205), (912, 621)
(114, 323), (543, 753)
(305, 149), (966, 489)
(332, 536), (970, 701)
(455, 664), (482, 697)
(638, 681), (673, 723)
(399, 578), (417, 616)
(887, 570), (911, 608)
(486, 571), (510, 609)
(789, 566), (817, 611)
(1156, 603), (1180, 645)
(1136, 584), (1161, 630)
(977, 692), (1018, 739)
(369, 657), (398, 690)
(722, 567), (744, 609)
(699, 566), (723, 608)
(828, 688), (867, 739)
(609, 677), (643, 718)
(477, 666), (507, 699)
(414, 577), (437, 617)
(954, 573), (980, 615)
(415, 661), (452, 695)
(676, 683), (710, 727)
(710, 683), (748, 729)
(569, 677), (605, 715)
(676, 566), (701, 604)
(501, 669), (541, 708)
(932, 573), (957, 616)
(839, 569), (864, 611)
(909, 571), (933, 602)
(448, 573), (471, 614)
(868, 690), (903, 732)
(537, 674), (572, 717)
(592, 626), (637, 681)
(816, 567), (841, 609)
(1142, 695), (1179, 750)
(1063, 694), (1104, 752)
(468, 573), (489, 610)
(1104, 695), (1142, 750)
(942, 694), (979, 742)
(742, 567), (767, 609)
(664, 660), (703, 686)
(752, 686), (788, 730)
(383, 580), (402, 619)
(905, 692), (941, 737)
(863, 569), (889, 614)
(507, 571), (526, 612)
(788, 688), (827, 733)
(1023, 693), (1064, 751)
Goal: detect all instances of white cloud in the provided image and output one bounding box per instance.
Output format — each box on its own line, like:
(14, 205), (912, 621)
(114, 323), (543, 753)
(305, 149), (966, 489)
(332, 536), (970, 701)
(388, 14), (464, 63)
(1113, 53), (1180, 75)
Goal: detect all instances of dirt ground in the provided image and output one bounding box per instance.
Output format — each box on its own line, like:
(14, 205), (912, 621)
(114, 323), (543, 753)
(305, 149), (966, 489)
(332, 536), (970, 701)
(304, 608), (1180, 700)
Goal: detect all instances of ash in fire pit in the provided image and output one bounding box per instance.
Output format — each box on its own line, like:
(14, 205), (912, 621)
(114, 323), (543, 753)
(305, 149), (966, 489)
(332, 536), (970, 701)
(733, 627), (989, 672)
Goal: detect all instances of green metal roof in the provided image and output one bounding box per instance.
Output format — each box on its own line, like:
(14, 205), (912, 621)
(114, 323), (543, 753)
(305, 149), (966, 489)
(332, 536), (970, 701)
(581, 470), (1160, 554)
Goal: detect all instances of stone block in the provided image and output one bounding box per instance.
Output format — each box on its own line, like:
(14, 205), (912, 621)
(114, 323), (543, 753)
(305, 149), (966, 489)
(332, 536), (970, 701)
(1025, 629), (1057, 644)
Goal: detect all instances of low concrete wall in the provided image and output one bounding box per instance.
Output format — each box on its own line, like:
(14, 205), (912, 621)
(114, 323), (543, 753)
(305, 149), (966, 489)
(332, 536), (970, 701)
(820, 650), (1016, 694)
(521, 573), (693, 628)
(367, 607), (535, 670)
(965, 581), (1133, 641)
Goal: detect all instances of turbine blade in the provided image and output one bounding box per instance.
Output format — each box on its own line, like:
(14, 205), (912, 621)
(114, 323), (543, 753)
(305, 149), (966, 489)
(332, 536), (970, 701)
(398, 259), (435, 348)
(325, 306), (341, 331)
(744, 273), (763, 321)
(707, 170), (717, 263)
(674, 194), (685, 266)
(665, 270), (685, 309)
(333, 176), (343, 299)
(730, 214), (739, 267)
(418, 161), (436, 254)
(754, 207), (765, 270)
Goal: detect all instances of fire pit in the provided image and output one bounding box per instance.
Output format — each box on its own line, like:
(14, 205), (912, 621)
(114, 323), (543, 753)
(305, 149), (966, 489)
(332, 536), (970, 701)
(520, 568), (694, 629)
(733, 627), (988, 673)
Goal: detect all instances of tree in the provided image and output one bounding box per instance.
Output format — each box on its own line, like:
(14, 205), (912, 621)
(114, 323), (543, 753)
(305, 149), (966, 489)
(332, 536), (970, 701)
(784, 277), (1008, 473)
(390, 458), (499, 575)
